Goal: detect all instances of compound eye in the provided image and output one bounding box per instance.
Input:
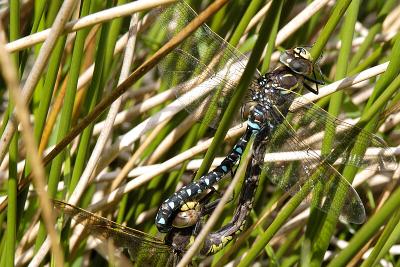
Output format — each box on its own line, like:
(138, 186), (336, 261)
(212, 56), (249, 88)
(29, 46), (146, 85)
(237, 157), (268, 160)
(294, 47), (312, 60)
(289, 59), (310, 74)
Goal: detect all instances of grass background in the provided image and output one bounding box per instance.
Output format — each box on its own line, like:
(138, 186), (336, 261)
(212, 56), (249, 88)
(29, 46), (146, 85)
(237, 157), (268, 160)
(0, 0), (399, 266)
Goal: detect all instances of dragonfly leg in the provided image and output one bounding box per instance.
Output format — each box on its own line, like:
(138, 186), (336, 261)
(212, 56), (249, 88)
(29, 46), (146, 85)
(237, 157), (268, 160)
(199, 128), (270, 255)
(193, 219), (203, 236)
(303, 81), (318, 94)
(190, 190), (236, 237)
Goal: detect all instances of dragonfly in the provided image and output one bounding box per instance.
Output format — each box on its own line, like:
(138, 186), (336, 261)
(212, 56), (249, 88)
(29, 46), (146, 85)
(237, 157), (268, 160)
(153, 0), (397, 238)
(156, 46), (325, 233)
(53, 130), (269, 262)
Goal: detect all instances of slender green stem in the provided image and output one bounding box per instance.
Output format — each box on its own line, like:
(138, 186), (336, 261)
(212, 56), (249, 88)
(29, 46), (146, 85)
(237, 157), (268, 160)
(5, 0), (20, 266)
(306, 1), (360, 265)
(229, 0), (265, 47)
(310, 0), (352, 62)
(328, 187), (400, 267)
(361, 209), (400, 267)
(260, 0), (284, 73)
(69, 0), (116, 192)
(349, 0), (397, 70)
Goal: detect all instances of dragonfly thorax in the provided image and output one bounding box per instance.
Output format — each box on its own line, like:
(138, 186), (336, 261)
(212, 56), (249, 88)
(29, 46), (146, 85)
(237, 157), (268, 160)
(255, 67), (303, 109)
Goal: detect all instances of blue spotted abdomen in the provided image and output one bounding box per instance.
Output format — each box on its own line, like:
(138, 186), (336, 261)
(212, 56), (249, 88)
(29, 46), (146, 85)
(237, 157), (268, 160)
(155, 126), (256, 232)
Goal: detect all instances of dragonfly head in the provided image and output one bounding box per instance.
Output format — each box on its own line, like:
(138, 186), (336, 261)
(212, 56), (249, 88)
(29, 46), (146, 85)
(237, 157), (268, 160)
(279, 47), (314, 76)
(280, 47), (324, 95)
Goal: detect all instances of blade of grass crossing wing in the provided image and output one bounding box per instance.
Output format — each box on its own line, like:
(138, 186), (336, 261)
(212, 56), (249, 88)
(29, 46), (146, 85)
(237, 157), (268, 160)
(305, 1), (360, 265)
(312, 32), (400, 267)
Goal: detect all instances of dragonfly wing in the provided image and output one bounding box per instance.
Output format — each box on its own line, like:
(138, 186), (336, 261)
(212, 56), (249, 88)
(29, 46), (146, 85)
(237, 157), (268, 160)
(286, 93), (397, 171)
(151, 1), (259, 128)
(316, 166), (366, 224)
(54, 200), (176, 267)
(261, 108), (367, 224)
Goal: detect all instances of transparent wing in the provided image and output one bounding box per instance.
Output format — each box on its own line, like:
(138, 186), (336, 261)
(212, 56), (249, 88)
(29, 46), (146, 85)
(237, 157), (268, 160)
(263, 125), (366, 224)
(151, 1), (258, 128)
(54, 200), (176, 267)
(261, 94), (396, 224)
(286, 93), (396, 170)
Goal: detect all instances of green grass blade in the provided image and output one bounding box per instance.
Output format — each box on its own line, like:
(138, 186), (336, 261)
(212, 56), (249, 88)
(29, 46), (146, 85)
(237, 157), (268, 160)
(4, 0), (20, 265)
(305, 1), (360, 265)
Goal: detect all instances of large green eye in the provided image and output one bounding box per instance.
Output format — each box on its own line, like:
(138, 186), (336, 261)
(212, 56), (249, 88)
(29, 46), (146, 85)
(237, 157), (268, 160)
(280, 48), (313, 75)
(289, 58), (310, 74)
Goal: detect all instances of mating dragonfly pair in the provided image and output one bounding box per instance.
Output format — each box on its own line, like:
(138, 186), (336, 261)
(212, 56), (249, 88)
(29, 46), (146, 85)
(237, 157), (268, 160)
(56, 1), (396, 265)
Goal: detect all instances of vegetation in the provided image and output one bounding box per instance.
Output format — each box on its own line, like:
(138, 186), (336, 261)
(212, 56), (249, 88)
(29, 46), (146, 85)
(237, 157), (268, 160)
(0, 0), (399, 266)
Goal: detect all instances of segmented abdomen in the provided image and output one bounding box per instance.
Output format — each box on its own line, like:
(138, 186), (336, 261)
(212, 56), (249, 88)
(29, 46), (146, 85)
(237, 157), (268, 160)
(155, 126), (256, 232)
